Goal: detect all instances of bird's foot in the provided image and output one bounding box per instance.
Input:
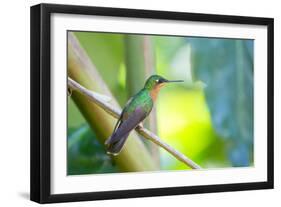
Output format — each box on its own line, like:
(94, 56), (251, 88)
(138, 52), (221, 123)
(138, 122), (144, 128)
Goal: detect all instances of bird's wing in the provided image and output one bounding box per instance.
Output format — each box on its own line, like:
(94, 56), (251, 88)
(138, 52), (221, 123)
(112, 97), (133, 133)
(106, 106), (148, 145)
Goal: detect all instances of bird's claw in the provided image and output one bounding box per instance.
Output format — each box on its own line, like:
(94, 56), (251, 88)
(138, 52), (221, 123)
(67, 87), (72, 97)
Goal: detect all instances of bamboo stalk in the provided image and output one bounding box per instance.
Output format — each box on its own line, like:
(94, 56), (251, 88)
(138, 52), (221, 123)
(124, 35), (146, 96)
(142, 36), (160, 165)
(125, 35), (160, 165)
(68, 32), (157, 172)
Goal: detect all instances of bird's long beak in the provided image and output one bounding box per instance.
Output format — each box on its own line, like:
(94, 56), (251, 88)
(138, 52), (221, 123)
(165, 79), (184, 83)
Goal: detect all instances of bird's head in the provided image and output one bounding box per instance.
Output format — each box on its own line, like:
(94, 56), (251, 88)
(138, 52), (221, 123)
(144, 75), (183, 90)
(144, 75), (183, 100)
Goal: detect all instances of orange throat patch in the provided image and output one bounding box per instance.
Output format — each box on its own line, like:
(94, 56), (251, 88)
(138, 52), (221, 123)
(150, 83), (165, 101)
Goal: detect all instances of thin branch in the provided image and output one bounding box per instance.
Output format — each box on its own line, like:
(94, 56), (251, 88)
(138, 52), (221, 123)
(68, 77), (202, 170)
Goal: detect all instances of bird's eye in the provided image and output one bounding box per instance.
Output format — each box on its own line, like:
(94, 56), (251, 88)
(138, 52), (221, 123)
(156, 79), (159, 83)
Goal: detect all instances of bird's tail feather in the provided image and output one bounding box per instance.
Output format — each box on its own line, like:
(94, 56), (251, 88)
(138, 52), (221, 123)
(105, 132), (130, 155)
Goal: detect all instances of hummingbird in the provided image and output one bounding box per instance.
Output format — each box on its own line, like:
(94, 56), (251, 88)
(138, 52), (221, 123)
(105, 74), (184, 155)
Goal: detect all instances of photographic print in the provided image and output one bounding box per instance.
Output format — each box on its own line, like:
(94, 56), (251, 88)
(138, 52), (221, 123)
(67, 31), (254, 175)
(30, 4), (273, 203)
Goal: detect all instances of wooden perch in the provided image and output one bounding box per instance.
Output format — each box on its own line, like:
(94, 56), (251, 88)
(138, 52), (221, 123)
(68, 77), (202, 170)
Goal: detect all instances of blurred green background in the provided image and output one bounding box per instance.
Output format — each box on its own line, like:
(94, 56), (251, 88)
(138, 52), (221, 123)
(67, 32), (253, 175)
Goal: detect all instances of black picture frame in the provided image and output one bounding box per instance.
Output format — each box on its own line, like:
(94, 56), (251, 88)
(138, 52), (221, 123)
(30, 3), (274, 204)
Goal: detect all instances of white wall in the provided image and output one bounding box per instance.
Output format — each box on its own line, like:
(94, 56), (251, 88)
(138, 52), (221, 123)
(0, 0), (279, 206)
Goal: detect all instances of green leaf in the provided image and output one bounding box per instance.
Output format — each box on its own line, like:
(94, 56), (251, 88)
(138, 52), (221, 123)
(189, 38), (254, 167)
(67, 125), (118, 175)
